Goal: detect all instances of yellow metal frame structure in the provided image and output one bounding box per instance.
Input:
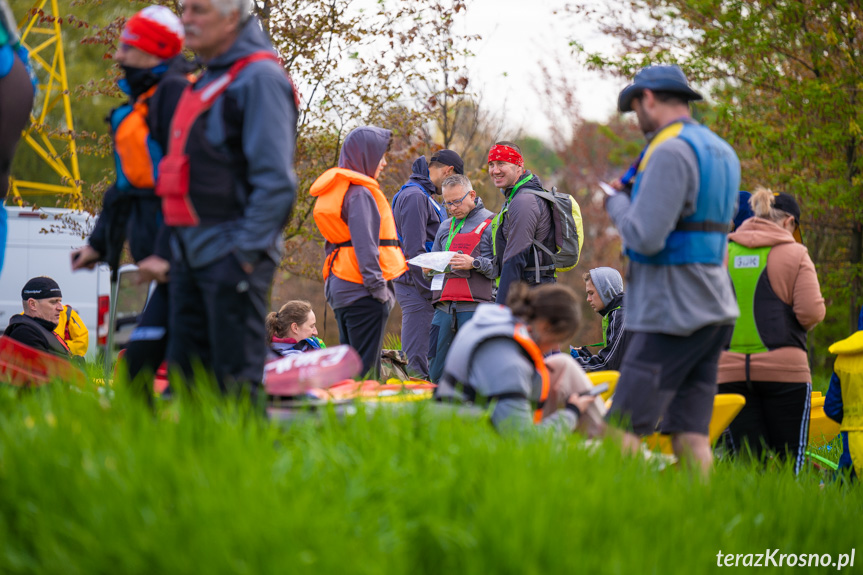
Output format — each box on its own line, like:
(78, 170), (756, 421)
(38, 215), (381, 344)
(10, 0), (81, 207)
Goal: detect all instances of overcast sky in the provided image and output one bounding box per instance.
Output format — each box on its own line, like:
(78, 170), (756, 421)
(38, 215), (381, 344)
(460, 0), (624, 143)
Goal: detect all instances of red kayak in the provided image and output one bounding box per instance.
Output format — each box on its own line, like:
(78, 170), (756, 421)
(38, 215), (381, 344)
(0, 336), (87, 388)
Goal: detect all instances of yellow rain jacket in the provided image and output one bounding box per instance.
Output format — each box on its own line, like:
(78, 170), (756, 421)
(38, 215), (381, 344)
(828, 331), (863, 478)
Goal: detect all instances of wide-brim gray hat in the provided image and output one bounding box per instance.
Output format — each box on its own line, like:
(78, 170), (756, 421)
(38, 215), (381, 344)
(618, 65), (703, 113)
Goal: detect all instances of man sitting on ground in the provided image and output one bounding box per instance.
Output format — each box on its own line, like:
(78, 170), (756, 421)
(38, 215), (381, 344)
(4, 277), (71, 358)
(571, 267), (629, 372)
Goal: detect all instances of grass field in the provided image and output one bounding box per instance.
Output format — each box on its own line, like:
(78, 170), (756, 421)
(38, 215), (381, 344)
(0, 378), (859, 574)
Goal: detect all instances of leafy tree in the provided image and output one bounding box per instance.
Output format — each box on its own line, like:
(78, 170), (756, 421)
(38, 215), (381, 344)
(535, 64), (643, 346)
(566, 0), (863, 363)
(11, 0), (480, 269)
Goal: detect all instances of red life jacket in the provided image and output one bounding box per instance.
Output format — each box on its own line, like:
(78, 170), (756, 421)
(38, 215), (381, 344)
(431, 218), (494, 304)
(156, 51), (281, 227)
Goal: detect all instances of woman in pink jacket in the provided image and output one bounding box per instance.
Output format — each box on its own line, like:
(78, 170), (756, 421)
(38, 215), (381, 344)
(718, 188), (825, 474)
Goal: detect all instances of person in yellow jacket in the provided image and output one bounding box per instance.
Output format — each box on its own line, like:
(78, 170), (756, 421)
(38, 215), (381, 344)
(54, 305), (89, 357)
(311, 126), (407, 377)
(824, 306), (863, 481)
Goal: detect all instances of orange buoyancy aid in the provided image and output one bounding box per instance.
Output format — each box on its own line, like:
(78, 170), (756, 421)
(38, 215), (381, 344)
(112, 84), (159, 192)
(511, 322), (551, 423)
(311, 167), (407, 284)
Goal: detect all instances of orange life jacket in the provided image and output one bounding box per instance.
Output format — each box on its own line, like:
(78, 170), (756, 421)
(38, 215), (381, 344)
(112, 84), (159, 191)
(310, 167), (407, 283)
(511, 323), (551, 423)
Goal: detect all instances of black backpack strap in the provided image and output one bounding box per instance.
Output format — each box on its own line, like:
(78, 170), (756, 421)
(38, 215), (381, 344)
(675, 220), (731, 233)
(334, 239), (401, 248)
(525, 240), (556, 283)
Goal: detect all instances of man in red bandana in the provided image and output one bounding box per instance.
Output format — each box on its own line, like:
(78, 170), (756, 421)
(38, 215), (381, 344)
(487, 141), (557, 303)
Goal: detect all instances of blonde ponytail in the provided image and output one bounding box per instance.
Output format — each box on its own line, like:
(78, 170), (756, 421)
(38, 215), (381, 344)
(750, 186), (788, 224)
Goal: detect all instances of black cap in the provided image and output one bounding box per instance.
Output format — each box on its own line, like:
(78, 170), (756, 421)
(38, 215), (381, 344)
(429, 149), (464, 175)
(21, 277), (62, 300)
(773, 192), (803, 243)
(618, 65), (703, 113)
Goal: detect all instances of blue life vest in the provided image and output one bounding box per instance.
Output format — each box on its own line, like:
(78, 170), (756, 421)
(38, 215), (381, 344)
(625, 121), (740, 266)
(392, 182), (444, 252)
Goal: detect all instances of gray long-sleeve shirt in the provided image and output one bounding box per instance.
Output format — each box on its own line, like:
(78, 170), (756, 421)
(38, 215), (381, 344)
(605, 127), (738, 336)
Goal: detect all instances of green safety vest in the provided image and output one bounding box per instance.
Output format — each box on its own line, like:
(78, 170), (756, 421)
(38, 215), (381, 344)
(600, 305), (622, 348)
(728, 242), (807, 355)
(728, 243), (772, 354)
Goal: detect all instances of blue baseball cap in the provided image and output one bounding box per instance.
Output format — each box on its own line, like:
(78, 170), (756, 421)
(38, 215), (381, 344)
(618, 65), (703, 113)
(733, 191), (754, 231)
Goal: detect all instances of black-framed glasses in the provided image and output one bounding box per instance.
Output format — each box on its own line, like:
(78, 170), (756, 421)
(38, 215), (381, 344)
(444, 189), (472, 209)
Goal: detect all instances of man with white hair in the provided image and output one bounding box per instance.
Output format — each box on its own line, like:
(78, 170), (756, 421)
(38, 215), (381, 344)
(156, 0), (298, 398)
(425, 174), (496, 382)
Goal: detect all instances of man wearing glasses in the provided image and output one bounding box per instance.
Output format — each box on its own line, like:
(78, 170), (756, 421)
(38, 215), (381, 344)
(425, 174), (495, 382)
(393, 150), (464, 378)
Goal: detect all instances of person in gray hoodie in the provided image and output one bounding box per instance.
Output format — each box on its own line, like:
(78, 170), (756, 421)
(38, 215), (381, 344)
(311, 126), (406, 377)
(164, 0), (298, 397)
(435, 282), (604, 436)
(571, 267), (630, 373)
(426, 174), (495, 382)
(393, 150), (463, 378)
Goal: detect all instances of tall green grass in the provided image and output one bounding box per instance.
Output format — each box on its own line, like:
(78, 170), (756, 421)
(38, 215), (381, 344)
(0, 381), (859, 574)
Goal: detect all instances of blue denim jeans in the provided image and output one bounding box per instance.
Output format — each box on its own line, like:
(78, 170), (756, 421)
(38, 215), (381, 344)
(428, 307), (476, 383)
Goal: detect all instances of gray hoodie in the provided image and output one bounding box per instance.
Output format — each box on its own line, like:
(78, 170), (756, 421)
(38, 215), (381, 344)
(172, 17), (298, 269)
(435, 304), (579, 433)
(588, 267), (623, 308)
(324, 126), (397, 310)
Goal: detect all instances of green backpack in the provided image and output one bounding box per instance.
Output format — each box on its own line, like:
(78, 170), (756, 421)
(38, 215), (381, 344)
(526, 186), (584, 273)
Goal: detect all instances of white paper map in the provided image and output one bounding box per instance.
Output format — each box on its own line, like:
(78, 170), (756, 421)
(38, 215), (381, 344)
(598, 181), (618, 197)
(407, 251), (457, 272)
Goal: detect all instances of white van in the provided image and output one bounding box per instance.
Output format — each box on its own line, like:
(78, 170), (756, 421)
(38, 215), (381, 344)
(0, 206), (148, 358)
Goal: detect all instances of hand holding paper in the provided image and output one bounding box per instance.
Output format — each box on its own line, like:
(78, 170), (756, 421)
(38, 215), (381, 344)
(599, 181), (619, 197)
(407, 251), (457, 273)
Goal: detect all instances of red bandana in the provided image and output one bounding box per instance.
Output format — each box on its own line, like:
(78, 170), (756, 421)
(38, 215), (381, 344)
(488, 145), (524, 167)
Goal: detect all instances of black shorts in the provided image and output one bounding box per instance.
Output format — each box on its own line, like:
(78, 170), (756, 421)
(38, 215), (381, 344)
(606, 324), (734, 436)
